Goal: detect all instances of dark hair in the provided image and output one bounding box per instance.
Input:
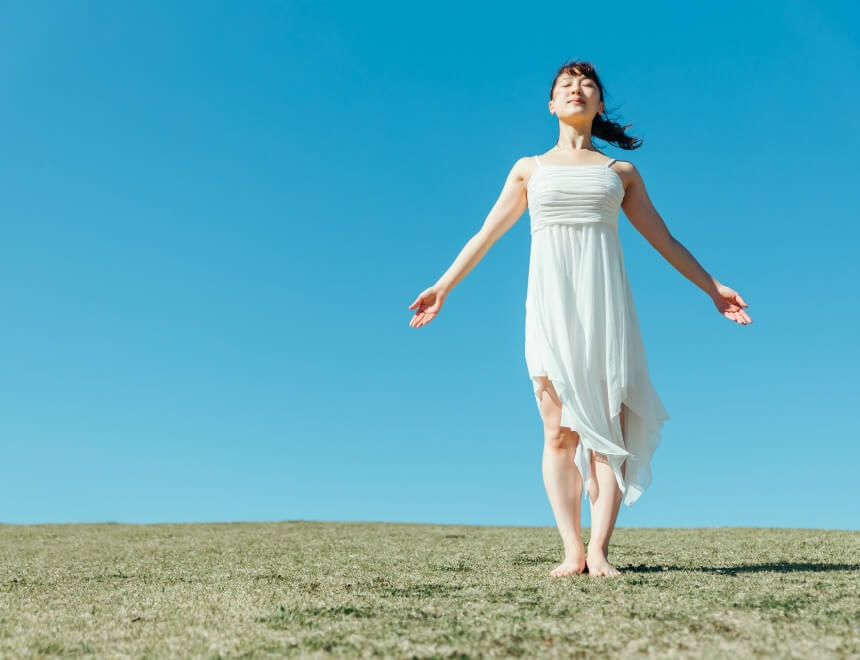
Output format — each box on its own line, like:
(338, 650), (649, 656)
(549, 60), (642, 150)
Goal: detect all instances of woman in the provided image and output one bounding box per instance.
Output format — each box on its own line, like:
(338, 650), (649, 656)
(407, 60), (752, 578)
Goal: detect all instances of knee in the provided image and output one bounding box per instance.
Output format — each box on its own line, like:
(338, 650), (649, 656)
(544, 426), (579, 451)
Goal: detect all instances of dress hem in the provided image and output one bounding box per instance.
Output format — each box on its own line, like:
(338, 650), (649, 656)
(529, 372), (669, 508)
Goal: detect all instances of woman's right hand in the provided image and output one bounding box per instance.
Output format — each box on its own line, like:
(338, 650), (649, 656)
(408, 286), (447, 328)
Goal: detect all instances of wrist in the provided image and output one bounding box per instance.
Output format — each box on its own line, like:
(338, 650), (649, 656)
(434, 280), (452, 297)
(704, 275), (720, 297)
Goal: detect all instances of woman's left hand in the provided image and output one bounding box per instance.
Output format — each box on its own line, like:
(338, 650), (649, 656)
(711, 283), (752, 325)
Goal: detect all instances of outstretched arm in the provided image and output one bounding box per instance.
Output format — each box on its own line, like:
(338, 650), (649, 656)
(619, 162), (752, 325)
(434, 158), (530, 294)
(408, 158), (530, 328)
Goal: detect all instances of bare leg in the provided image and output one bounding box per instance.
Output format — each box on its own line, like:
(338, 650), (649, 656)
(586, 404), (626, 577)
(535, 377), (586, 577)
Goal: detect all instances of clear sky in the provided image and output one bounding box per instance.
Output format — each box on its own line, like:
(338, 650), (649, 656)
(2, 1), (858, 530)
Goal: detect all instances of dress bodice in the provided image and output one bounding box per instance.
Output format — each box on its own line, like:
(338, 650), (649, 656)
(526, 157), (625, 234)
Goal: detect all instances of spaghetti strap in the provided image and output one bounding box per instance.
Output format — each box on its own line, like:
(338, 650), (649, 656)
(534, 155), (542, 167)
(605, 158), (617, 168)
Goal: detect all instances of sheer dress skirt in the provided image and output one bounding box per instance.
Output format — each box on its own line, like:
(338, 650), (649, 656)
(525, 220), (670, 507)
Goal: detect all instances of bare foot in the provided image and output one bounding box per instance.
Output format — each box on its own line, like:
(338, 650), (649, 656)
(549, 543), (586, 577)
(586, 549), (621, 577)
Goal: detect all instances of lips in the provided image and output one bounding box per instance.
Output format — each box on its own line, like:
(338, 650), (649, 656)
(568, 99), (583, 104)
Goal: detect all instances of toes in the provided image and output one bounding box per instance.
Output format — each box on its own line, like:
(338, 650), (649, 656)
(550, 566), (581, 577)
(550, 560), (589, 577)
(585, 561), (620, 577)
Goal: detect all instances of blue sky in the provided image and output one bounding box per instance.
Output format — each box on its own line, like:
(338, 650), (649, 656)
(1, 1), (857, 530)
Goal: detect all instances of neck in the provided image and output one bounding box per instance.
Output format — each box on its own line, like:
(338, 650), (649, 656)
(555, 125), (596, 151)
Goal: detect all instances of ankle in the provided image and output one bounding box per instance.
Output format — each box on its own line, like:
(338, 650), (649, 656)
(563, 539), (585, 555)
(587, 541), (609, 555)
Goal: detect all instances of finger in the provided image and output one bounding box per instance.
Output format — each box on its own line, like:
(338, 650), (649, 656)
(736, 294), (748, 307)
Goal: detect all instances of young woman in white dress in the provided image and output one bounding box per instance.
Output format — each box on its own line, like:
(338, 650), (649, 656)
(408, 60), (752, 578)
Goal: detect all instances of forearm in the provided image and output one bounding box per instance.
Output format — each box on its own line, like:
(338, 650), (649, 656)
(435, 230), (493, 295)
(658, 235), (720, 298)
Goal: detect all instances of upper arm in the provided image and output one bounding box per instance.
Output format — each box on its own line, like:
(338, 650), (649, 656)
(618, 161), (674, 251)
(476, 157), (530, 244)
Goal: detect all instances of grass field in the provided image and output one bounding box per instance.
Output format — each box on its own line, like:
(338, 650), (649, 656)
(1, 522), (857, 658)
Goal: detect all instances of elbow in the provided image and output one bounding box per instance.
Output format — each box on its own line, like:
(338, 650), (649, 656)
(656, 231), (676, 253)
(475, 227), (498, 250)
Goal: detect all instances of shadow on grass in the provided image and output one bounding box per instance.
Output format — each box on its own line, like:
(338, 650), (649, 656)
(622, 562), (860, 575)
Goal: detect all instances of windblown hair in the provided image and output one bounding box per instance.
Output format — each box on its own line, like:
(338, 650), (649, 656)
(550, 60), (642, 150)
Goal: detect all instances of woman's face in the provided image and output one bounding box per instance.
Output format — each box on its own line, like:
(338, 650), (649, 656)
(549, 71), (604, 122)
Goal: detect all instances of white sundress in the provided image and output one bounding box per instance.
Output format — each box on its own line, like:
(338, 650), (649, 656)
(525, 154), (670, 507)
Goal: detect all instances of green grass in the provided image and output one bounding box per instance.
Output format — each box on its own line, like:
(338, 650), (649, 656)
(0, 523), (857, 658)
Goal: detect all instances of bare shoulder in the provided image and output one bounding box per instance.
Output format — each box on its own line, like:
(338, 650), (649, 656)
(608, 159), (642, 195)
(512, 155), (538, 176)
(511, 155), (540, 189)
